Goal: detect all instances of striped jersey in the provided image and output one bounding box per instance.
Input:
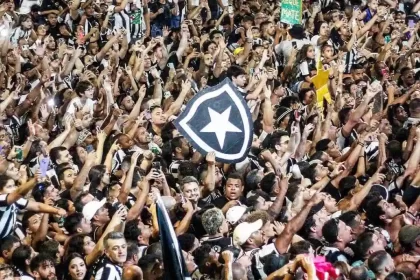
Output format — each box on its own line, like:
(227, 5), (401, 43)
(0, 194), (28, 239)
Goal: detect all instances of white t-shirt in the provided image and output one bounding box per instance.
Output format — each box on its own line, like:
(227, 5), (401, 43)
(275, 39), (314, 64)
(66, 97), (96, 116)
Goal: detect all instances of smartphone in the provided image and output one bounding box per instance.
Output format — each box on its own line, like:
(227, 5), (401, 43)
(168, 62), (175, 69)
(47, 99), (55, 107)
(40, 157), (50, 177)
(249, 68), (254, 75)
(152, 161), (161, 170)
(15, 146), (23, 162)
(86, 145), (94, 153)
(409, 19), (415, 28)
(145, 110), (151, 121)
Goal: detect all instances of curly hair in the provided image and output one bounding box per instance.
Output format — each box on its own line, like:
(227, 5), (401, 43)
(201, 208), (224, 235)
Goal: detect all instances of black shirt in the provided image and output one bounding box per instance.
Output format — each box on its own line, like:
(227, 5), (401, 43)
(201, 236), (233, 253)
(322, 182), (341, 202)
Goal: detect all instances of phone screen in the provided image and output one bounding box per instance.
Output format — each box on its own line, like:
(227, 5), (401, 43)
(409, 20), (415, 28)
(40, 157), (50, 177)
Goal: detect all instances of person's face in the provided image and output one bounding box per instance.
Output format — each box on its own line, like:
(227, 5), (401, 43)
(151, 107), (167, 126)
(266, 23), (275, 36)
(351, 215), (365, 238)
(276, 135), (290, 153)
(380, 119), (392, 136)
(79, 217), (92, 234)
(339, 24), (350, 37)
(326, 140), (341, 158)
(208, 43), (217, 54)
(261, 221), (276, 240)
(379, 200), (400, 220)
(324, 194), (338, 213)
(101, 170), (110, 185)
(105, 238), (127, 264)
(0, 179), (16, 194)
(118, 135), (134, 149)
(138, 220), (152, 240)
(402, 70), (415, 86)
(62, 169), (76, 187)
(88, 42), (99, 55)
(179, 138), (191, 157)
(182, 182), (200, 203)
(395, 106), (408, 121)
(3, 241), (20, 260)
(368, 232), (385, 253)
(369, 0), (378, 10)
(0, 268), (13, 280)
(233, 74), (247, 87)
(322, 46), (333, 59)
(256, 196), (273, 210)
(47, 14), (58, 26)
(7, 163), (19, 181)
(306, 47), (315, 59)
(22, 18), (32, 29)
(154, 47), (163, 59)
(68, 257), (87, 280)
(214, 167), (223, 185)
(83, 86), (95, 99)
(76, 146), (87, 163)
(304, 90), (315, 104)
(35, 124), (50, 141)
(338, 220), (353, 244)
(83, 236), (96, 255)
(122, 96), (134, 111)
(107, 185), (121, 201)
(45, 186), (59, 201)
(250, 229), (265, 247)
(319, 22), (329, 36)
(225, 178), (243, 200)
(58, 150), (72, 165)
(204, 53), (213, 67)
(95, 206), (110, 223)
(34, 260), (57, 280)
(313, 211), (329, 237)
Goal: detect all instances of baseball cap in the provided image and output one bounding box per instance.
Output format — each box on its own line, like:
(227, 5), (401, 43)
(233, 219), (263, 246)
(226, 206), (247, 224)
(399, 225), (420, 248)
(83, 198), (106, 221)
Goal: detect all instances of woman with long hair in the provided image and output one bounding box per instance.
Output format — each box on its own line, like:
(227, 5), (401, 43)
(62, 253), (88, 280)
(88, 165), (110, 200)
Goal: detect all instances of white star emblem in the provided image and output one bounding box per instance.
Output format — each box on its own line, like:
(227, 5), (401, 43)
(200, 106), (242, 149)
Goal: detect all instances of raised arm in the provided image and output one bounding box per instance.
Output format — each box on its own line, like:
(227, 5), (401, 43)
(275, 193), (324, 254)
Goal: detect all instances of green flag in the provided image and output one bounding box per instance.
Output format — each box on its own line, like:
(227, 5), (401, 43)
(280, 0), (302, 26)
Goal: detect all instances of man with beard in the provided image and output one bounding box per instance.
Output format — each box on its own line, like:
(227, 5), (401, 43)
(30, 254), (57, 280)
(168, 136), (193, 179)
(95, 232), (127, 280)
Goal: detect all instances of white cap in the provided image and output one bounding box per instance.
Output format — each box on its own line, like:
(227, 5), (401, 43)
(83, 198), (106, 221)
(226, 206), (247, 224)
(233, 219), (263, 246)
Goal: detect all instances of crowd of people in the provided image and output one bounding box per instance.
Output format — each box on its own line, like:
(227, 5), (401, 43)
(2, 0), (420, 279)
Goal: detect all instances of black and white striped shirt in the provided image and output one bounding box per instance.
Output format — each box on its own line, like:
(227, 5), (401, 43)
(0, 194), (28, 239)
(95, 261), (123, 280)
(111, 3), (131, 42)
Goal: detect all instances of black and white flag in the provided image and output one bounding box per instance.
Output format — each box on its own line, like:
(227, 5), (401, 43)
(156, 196), (191, 280)
(174, 78), (253, 163)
